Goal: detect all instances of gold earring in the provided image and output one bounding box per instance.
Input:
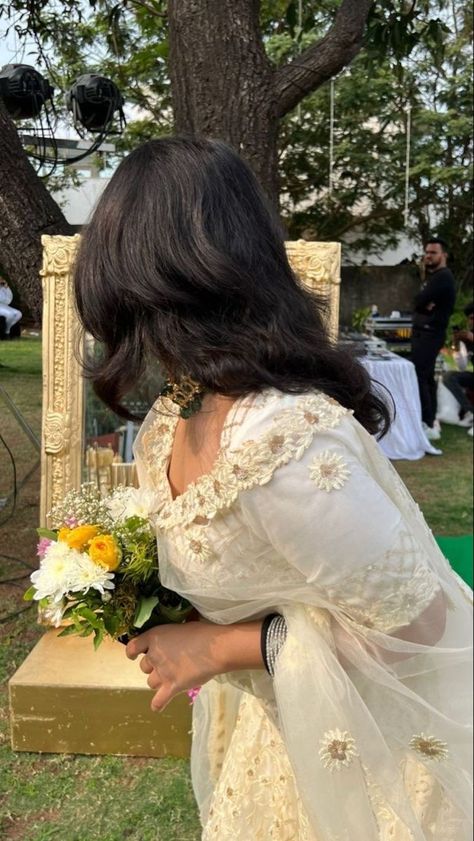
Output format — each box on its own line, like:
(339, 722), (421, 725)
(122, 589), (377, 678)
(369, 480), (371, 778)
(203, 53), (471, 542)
(161, 376), (205, 418)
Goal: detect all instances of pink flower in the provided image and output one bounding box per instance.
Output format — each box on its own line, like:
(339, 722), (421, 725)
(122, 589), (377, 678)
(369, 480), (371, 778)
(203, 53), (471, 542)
(65, 516), (79, 527)
(37, 538), (52, 559)
(186, 687), (201, 704)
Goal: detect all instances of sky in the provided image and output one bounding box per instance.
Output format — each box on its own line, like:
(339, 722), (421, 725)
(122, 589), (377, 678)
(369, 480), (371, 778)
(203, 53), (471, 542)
(0, 17), (37, 69)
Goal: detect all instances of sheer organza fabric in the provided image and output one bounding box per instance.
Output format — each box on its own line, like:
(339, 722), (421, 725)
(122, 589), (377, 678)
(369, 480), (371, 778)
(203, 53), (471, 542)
(134, 389), (472, 841)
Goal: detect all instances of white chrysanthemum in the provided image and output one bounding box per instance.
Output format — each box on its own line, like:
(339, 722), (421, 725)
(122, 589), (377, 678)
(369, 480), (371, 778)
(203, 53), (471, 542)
(309, 451), (351, 492)
(319, 728), (358, 771)
(41, 600), (67, 627)
(106, 487), (160, 523)
(31, 541), (115, 602)
(67, 552), (115, 596)
(30, 541), (80, 603)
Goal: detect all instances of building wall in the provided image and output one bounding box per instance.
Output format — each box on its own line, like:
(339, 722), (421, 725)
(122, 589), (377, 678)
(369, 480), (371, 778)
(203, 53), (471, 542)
(339, 265), (421, 329)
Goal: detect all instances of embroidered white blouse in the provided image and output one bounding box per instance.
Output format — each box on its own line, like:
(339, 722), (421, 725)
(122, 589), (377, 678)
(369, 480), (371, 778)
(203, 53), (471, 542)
(134, 388), (473, 841)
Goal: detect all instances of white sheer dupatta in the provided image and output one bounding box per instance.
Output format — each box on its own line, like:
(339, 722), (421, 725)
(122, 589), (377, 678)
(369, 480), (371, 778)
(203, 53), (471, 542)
(135, 390), (473, 841)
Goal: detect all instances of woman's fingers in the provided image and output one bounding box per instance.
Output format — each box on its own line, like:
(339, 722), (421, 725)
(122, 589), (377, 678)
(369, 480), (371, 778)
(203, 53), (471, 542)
(126, 632), (150, 660)
(147, 670), (162, 691)
(139, 655), (154, 675)
(150, 683), (174, 713)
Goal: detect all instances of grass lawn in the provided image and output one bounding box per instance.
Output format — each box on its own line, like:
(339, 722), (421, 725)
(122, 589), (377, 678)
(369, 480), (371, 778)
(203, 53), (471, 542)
(0, 336), (472, 840)
(395, 424), (473, 535)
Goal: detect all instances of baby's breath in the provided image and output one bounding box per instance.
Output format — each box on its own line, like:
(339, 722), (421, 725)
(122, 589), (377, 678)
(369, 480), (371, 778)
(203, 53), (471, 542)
(49, 483), (112, 529)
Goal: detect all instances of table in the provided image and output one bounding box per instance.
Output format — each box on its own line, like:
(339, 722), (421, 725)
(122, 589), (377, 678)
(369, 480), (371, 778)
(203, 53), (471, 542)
(360, 352), (440, 460)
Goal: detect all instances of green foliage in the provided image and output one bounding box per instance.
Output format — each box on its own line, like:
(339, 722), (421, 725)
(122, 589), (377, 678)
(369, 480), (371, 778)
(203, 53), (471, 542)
(133, 594), (159, 628)
(37, 527), (58, 540)
(351, 307), (372, 333)
(446, 291), (473, 337)
(117, 516), (159, 583)
(278, 3), (472, 276)
(365, 1), (451, 68)
(0, 1), (470, 265)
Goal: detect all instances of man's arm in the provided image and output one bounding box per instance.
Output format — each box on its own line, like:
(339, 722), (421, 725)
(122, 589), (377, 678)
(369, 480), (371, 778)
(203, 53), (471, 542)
(414, 276), (438, 312)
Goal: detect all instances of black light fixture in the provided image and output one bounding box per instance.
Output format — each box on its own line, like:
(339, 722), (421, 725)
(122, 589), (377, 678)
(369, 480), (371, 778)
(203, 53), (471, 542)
(0, 64), (54, 120)
(0, 65), (125, 174)
(67, 74), (125, 136)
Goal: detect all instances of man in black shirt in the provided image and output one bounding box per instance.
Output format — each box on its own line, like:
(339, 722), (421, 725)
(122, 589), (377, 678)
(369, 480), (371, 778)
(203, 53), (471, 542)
(411, 238), (456, 440)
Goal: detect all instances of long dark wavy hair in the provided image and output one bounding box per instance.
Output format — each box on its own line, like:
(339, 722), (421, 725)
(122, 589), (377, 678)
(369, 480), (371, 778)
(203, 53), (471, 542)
(74, 136), (390, 436)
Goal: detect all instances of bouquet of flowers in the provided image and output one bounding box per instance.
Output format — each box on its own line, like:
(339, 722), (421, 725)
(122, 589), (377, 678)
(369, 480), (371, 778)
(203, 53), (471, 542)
(24, 483), (193, 648)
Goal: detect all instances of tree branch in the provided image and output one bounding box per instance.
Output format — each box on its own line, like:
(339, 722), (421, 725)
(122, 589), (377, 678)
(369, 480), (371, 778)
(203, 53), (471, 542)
(128, 0), (168, 19)
(273, 0), (373, 118)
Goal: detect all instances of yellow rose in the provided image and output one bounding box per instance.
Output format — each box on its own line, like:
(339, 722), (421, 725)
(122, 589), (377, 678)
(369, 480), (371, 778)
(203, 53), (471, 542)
(59, 524), (100, 551)
(88, 534), (121, 571)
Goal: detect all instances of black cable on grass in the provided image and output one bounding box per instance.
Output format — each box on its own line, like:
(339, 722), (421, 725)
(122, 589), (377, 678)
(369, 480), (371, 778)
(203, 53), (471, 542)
(0, 575), (29, 585)
(0, 553), (36, 570)
(0, 430), (17, 527)
(0, 603), (34, 624)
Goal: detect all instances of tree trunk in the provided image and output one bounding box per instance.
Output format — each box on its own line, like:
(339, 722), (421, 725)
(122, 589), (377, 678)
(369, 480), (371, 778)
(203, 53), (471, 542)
(168, 0), (279, 203)
(0, 101), (74, 322)
(168, 0), (372, 205)
(0, 0), (372, 315)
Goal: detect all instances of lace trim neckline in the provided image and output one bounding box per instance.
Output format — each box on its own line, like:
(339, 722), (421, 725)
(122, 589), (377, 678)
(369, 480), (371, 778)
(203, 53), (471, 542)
(141, 389), (348, 530)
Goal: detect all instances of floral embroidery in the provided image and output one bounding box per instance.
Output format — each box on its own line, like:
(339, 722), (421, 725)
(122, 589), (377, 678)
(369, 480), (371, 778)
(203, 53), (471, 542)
(141, 391), (348, 530)
(409, 733), (449, 762)
(203, 694), (317, 841)
(308, 450), (351, 492)
(327, 529), (441, 633)
(319, 728), (358, 771)
(178, 527), (214, 564)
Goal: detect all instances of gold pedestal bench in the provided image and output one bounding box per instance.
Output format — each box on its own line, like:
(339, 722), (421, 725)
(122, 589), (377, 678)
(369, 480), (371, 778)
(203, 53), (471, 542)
(9, 630), (191, 757)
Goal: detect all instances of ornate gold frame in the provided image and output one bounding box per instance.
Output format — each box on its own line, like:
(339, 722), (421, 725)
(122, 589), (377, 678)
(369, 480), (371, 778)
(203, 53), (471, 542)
(40, 236), (340, 522)
(40, 235), (83, 526)
(285, 240), (341, 339)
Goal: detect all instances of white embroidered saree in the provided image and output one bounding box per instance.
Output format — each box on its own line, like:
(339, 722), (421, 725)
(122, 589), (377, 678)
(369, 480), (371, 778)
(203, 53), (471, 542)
(134, 389), (473, 841)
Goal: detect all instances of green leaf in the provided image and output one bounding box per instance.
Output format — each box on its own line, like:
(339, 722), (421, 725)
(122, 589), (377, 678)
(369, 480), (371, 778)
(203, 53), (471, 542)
(57, 624), (79, 638)
(158, 602), (194, 623)
(93, 627), (105, 650)
(76, 605), (102, 627)
(37, 527), (58, 541)
(133, 595), (160, 628)
(103, 612), (121, 636)
(23, 585), (37, 601)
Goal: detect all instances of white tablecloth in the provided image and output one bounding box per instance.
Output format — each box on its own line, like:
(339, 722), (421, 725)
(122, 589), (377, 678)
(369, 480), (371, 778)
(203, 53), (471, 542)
(360, 353), (440, 460)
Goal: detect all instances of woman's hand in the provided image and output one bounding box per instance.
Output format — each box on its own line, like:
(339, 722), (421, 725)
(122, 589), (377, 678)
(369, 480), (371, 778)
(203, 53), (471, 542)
(126, 620), (263, 711)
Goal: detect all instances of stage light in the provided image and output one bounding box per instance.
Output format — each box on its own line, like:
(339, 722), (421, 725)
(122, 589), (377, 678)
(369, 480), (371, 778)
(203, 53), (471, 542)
(0, 64), (54, 120)
(67, 74), (125, 134)
(0, 65), (125, 174)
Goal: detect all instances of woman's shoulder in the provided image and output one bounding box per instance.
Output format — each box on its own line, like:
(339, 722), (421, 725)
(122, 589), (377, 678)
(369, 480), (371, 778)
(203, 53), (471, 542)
(209, 387), (357, 497)
(228, 387), (351, 452)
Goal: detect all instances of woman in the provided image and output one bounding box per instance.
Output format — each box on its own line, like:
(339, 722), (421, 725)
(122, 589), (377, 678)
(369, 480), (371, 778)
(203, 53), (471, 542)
(74, 137), (472, 841)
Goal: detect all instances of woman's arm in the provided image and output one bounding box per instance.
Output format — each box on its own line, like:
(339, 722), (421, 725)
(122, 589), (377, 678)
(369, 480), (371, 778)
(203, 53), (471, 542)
(126, 620), (264, 711)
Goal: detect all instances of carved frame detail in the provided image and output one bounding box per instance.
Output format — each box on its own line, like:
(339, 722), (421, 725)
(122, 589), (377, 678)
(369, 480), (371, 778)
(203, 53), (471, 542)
(285, 240), (341, 339)
(40, 234), (83, 526)
(40, 236), (340, 521)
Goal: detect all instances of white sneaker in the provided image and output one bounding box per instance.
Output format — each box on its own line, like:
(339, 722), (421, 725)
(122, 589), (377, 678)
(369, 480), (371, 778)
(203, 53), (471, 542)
(468, 426), (473, 437)
(458, 411), (474, 428)
(423, 422), (441, 441)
